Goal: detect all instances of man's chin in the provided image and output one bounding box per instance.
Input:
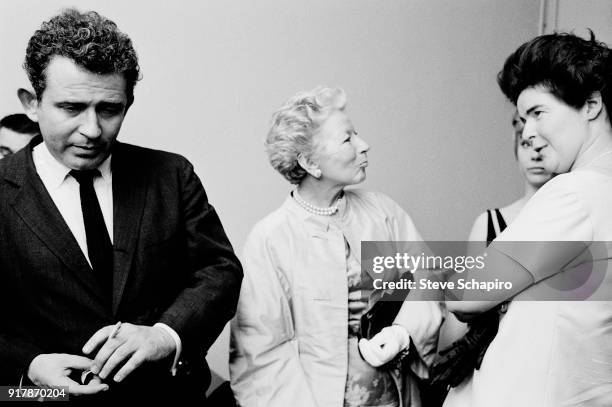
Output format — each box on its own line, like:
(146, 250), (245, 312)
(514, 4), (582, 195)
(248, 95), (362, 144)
(65, 153), (109, 170)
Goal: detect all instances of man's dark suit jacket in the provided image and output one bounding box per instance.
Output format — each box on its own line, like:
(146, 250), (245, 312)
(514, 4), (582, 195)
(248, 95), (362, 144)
(0, 137), (243, 402)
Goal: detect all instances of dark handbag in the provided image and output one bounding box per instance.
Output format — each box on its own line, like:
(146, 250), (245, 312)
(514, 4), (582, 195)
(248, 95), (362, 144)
(359, 285), (448, 407)
(430, 305), (503, 389)
(359, 296), (405, 341)
(359, 271), (412, 340)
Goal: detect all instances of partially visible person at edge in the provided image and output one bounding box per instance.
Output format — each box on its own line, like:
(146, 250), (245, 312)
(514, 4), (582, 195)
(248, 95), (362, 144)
(359, 32), (612, 406)
(0, 113), (39, 158)
(229, 86), (443, 407)
(0, 9), (242, 403)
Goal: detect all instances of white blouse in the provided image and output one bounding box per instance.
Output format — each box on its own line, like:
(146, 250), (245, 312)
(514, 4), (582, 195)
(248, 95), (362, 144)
(445, 154), (612, 407)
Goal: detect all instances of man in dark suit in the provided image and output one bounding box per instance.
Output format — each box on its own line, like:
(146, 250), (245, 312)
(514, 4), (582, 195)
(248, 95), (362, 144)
(0, 9), (242, 402)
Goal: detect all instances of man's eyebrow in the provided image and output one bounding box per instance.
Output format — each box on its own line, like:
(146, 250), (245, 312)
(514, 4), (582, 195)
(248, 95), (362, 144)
(98, 101), (125, 107)
(53, 102), (88, 111)
(55, 101), (86, 106)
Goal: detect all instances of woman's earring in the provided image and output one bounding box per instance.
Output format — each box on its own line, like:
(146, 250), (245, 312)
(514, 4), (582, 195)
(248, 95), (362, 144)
(314, 169), (322, 178)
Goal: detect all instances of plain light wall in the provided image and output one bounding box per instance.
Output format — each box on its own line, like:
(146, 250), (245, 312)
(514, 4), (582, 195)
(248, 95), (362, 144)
(1, 0), (541, 380)
(545, 0), (612, 43)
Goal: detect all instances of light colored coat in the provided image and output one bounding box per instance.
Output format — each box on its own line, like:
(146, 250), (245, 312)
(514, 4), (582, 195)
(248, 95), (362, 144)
(230, 189), (443, 407)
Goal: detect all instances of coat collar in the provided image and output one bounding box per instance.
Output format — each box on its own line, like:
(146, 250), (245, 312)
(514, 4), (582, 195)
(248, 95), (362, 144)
(109, 142), (148, 315)
(282, 190), (352, 236)
(5, 136), (108, 306)
(281, 189), (392, 286)
(3, 137), (149, 316)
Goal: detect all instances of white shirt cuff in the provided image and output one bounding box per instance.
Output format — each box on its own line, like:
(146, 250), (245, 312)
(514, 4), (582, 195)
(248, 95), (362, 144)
(153, 323), (182, 376)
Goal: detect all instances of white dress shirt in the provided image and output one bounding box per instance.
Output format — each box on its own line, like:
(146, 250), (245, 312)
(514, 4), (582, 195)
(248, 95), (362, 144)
(32, 142), (181, 375)
(33, 142), (113, 266)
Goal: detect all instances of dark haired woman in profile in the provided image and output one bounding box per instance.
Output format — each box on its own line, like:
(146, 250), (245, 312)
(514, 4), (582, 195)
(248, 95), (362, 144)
(361, 32), (612, 406)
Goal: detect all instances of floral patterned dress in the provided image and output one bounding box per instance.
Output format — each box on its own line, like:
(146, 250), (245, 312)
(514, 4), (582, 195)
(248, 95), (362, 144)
(344, 237), (400, 407)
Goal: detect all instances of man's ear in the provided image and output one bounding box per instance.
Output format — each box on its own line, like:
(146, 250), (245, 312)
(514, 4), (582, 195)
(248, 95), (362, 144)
(297, 153), (321, 179)
(17, 88), (40, 122)
(585, 91), (603, 121)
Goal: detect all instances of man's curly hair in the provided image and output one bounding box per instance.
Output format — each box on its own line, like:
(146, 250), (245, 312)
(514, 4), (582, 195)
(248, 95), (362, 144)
(24, 8), (140, 106)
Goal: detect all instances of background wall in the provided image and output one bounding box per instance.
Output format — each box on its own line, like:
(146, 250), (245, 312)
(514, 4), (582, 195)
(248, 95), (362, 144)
(543, 0), (612, 42)
(1, 0), (544, 381)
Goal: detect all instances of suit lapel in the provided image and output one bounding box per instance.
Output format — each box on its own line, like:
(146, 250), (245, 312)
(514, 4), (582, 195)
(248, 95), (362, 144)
(5, 139), (106, 303)
(111, 143), (148, 316)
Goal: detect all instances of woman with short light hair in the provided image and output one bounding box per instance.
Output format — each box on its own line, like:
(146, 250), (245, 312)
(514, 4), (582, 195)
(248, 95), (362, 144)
(230, 86), (443, 407)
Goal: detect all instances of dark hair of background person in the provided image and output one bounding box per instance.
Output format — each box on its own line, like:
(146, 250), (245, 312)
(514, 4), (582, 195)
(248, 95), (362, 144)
(0, 113), (40, 135)
(23, 8), (141, 107)
(497, 31), (612, 114)
(511, 111), (523, 159)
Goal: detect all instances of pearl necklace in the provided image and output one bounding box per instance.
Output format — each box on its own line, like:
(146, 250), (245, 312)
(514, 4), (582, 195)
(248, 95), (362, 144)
(293, 189), (343, 216)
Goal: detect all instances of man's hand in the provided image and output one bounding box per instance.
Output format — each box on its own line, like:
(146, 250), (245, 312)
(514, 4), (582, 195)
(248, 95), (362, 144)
(27, 353), (109, 396)
(82, 323), (175, 383)
(358, 325), (411, 367)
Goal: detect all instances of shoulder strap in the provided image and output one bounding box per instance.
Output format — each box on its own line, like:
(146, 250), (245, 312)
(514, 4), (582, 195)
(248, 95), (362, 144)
(494, 208), (508, 233)
(486, 209), (496, 245)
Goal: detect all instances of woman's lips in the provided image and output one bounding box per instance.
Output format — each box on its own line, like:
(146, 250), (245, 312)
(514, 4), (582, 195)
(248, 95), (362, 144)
(528, 167), (546, 174)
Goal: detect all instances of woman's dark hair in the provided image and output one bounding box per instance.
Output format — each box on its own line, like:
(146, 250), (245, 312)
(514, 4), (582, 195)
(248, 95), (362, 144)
(498, 31), (612, 113)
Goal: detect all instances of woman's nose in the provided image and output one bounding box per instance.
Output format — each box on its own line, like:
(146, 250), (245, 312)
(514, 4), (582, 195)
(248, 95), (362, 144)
(355, 135), (370, 153)
(530, 136), (548, 159)
(522, 118), (537, 140)
(531, 135), (547, 151)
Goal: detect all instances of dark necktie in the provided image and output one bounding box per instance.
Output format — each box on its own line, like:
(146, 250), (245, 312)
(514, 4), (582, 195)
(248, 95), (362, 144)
(70, 170), (113, 295)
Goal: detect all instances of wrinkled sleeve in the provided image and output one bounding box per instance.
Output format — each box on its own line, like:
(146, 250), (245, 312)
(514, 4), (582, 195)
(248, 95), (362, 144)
(377, 192), (424, 243)
(157, 158), (243, 353)
(0, 316), (44, 384)
(378, 193), (444, 378)
(494, 178), (593, 283)
(229, 227), (318, 407)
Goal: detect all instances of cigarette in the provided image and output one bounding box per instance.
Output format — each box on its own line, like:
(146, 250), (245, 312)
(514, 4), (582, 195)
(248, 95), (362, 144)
(109, 321), (122, 339)
(81, 369), (94, 385)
